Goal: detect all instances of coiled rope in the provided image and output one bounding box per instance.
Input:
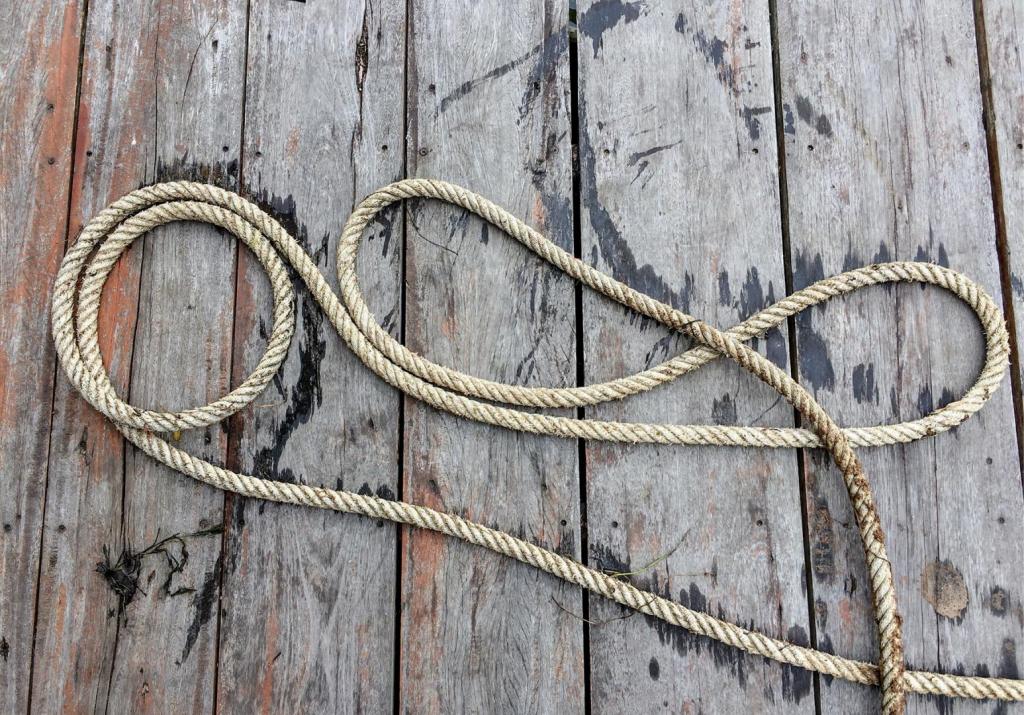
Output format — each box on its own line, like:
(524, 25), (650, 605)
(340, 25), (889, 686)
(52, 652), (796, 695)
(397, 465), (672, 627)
(51, 179), (1022, 714)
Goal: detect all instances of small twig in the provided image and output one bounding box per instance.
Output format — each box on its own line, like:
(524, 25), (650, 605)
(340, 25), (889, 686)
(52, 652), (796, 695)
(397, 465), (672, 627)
(604, 528), (690, 581)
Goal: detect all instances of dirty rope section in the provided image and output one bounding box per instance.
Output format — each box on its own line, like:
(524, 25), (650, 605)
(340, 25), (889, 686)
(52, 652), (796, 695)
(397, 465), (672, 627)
(52, 179), (1023, 715)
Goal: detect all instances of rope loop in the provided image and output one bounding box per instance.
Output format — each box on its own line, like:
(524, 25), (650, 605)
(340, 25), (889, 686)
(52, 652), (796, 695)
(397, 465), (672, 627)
(53, 180), (1020, 713)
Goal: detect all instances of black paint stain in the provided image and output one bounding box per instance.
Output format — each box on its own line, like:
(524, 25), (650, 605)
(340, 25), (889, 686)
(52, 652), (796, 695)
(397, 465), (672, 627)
(578, 93), (693, 312)
(438, 31), (568, 116)
(516, 25), (569, 121)
(792, 252), (833, 389)
(590, 542), (632, 575)
(782, 103), (795, 135)
(648, 656), (660, 680)
(793, 95), (833, 137)
(917, 385), (934, 415)
(180, 553), (221, 664)
(797, 325), (836, 392)
(626, 140), (682, 167)
(712, 393), (737, 425)
(249, 192), (328, 485)
(999, 639), (1020, 679)
(578, 0), (646, 58)
(155, 156), (239, 189)
(718, 269), (732, 306)
(675, 12), (734, 93)
(792, 249), (825, 290)
(763, 281), (788, 369)
(1011, 273), (1024, 300)
(852, 362), (879, 404)
(357, 482), (396, 501)
(737, 267), (763, 320)
(741, 105), (772, 141)
(646, 583), (750, 688)
(780, 625), (813, 704)
(913, 241), (951, 268)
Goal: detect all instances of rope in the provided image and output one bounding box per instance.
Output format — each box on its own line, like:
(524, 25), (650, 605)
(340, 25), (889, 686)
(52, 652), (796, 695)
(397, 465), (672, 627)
(51, 179), (1021, 713)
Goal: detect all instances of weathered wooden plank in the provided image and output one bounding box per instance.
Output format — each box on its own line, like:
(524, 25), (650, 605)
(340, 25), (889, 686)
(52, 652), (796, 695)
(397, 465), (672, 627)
(575, 1), (812, 711)
(400, 0), (584, 711)
(776, 1), (1024, 712)
(984, 0), (1024, 446)
(215, 0), (405, 711)
(30, 1), (246, 711)
(0, 1), (83, 711)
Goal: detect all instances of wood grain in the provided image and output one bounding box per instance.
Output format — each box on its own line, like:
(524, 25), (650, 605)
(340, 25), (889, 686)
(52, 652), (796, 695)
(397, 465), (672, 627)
(31, 1), (246, 711)
(984, 0), (1024, 449)
(0, 1), (83, 711)
(400, 0), (584, 711)
(215, 0), (406, 711)
(575, 1), (811, 711)
(776, 1), (1024, 712)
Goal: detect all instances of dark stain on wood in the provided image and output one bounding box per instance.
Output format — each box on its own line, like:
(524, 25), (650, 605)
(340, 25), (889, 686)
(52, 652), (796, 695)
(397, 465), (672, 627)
(797, 323), (836, 392)
(852, 362), (879, 404)
(674, 13), (734, 92)
(578, 94), (692, 312)
(780, 624), (813, 703)
(741, 105), (772, 141)
(437, 31), (567, 116)
(625, 140), (682, 168)
(578, 0), (646, 58)
(712, 393), (738, 425)
(245, 191), (329, 486)
(179, 553), (222, 665)
(646, 583), (750, 689)
(737, 267), (764, 319)
(793, 95), (832, 137)
(782, 103), (795, 134)
(718, 269), (732, 306)
(999, 639), (1020, 679)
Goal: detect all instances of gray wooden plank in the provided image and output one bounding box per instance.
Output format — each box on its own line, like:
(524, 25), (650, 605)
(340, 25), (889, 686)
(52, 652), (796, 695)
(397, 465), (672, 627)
(400, 0), (585, 711)
(776, 1), (1024, 712)
(575, 1), (812, 711)
(0, 1), (83, 711)
(985, 0), (1024, 447)
(215, 0), (405, 711)
(30, 1), (247, 711)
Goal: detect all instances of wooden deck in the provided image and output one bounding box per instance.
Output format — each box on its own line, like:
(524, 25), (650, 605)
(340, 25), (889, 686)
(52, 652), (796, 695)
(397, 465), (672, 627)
(2, 0), (1023, 712)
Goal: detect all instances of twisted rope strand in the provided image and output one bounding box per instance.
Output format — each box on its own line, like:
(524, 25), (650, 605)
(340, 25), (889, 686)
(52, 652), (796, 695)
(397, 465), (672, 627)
(51, 180), (1021, 712)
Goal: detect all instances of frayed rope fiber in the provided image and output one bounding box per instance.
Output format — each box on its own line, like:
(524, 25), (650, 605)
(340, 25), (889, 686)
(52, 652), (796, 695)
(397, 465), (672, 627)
(52, 179), (1023, 714)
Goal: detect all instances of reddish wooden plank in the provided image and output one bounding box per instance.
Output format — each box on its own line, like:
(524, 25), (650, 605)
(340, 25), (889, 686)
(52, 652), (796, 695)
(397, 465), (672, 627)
(399, 0), (585, 710)
(215, 0), (406, 711)
(31, 1), (246, 711)
(0, 1), (83, 711)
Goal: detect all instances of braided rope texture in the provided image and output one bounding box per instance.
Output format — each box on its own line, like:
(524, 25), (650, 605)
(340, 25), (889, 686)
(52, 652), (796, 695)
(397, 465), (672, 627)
(50, 179), (1022, 713)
